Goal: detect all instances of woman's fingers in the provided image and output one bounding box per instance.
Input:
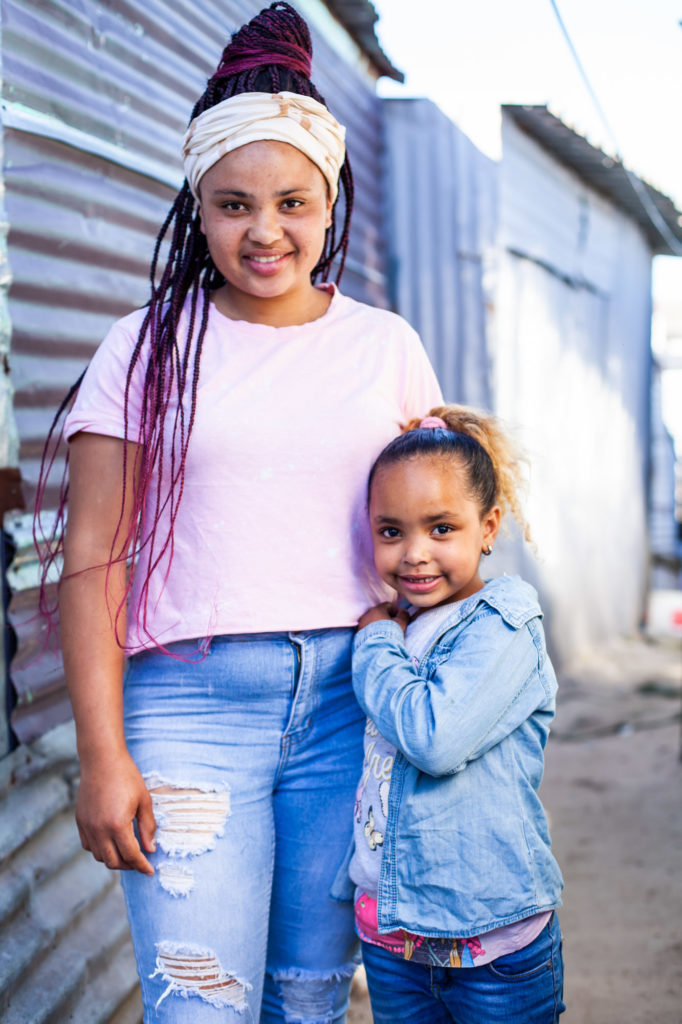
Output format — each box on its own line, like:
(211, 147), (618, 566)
(114, 822), (155, 875)
(77, 816), (154, 875)
(136, 789), (157, 856)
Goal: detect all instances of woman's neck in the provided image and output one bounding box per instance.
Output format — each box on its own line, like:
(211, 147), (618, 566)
(211, 282), (333, 327)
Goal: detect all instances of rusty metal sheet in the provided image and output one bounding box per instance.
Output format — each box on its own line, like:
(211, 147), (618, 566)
(4, 510), (67, 745)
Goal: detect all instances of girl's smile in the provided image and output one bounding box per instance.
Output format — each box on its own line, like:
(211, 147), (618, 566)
(370, 455), (500, 609)
(198, 140), (333, 325)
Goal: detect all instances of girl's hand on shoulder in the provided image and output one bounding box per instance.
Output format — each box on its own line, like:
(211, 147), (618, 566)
(76, 750), (157, 875)
(357, 601), (410, 633)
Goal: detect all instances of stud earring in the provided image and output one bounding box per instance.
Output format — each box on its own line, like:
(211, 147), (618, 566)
(482, 545), (493, 556)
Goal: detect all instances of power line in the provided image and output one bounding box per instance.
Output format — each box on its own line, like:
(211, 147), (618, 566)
(548, 0), (682, 256)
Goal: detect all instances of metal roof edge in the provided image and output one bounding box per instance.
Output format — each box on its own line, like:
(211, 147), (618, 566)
(502, 105), (682, 257)
(323, 1), (404, 81)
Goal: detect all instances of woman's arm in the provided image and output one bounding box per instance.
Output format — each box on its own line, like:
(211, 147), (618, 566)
(60, 432), (155, 874)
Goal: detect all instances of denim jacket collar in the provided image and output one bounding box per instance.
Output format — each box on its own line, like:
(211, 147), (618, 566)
(414, 574), (542, 649)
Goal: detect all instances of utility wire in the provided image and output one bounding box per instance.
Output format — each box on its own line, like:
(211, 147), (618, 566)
(548, 0), (682, 256)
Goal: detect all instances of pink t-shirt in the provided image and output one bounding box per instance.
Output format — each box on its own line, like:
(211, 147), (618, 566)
(64, 287), (442, 651)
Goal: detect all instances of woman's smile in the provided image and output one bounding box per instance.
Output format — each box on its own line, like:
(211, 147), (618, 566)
(243, 249), (294, 275)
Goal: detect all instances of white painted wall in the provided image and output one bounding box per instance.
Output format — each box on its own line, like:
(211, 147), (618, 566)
(491, 114), (653, 663)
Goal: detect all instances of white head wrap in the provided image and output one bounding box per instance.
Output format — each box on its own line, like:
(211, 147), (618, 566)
(182, 91), (346, 204)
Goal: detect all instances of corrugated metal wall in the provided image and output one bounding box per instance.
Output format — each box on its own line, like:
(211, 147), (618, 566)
(493, 112), (654, 663)
(382, 98), (497, 405)
(1, 51), (16, 757)
(0, 720), (142, 1023)
(5, 509), (66, 745)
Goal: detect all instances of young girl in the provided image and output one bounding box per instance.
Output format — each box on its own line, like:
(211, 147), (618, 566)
(342, 405), (565, 1023)
(44, 4), (441, 1021)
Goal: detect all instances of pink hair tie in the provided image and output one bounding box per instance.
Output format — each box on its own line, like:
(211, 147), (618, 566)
(419, 416), (448, 431)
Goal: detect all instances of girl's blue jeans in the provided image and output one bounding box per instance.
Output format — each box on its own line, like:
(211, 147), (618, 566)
(361, 911), (565, 1023)
(120, 628), (364, 1023)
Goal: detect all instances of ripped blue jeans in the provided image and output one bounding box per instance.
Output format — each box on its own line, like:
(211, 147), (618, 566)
(121, 628), (364, 1023)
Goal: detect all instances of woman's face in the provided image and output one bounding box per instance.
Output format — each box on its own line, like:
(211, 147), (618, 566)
(199, 140), (333, 322)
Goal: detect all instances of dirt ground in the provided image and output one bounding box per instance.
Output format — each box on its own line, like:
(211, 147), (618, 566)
(348, 633), (682, 1024)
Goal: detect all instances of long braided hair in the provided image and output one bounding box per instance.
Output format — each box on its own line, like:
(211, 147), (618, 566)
(36, 2), (355, 646)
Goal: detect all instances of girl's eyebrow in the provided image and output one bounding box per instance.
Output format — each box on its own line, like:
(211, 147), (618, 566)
(373, 511), (460, 523)
(422, 511), (459, 522)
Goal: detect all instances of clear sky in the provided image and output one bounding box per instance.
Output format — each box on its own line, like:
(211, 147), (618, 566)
(372, 0), (682, 451)
(372, 0), (682, 208)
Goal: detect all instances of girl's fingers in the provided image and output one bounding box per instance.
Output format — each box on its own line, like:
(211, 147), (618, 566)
(395, 608), (410, 631)
(387, 602), (409, 631)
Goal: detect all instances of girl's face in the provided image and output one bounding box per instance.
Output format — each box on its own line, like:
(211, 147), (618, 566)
(369, 455), (501, 609)
(199, 140), (333, 324)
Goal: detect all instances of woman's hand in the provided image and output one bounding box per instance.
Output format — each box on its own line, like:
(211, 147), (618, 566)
(357, 601), (410, 633)
(76, 750), (156, 874)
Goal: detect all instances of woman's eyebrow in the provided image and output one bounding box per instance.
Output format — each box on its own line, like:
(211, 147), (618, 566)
(209, 186), (314, 198)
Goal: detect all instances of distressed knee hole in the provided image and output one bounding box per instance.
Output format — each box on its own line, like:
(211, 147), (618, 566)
(152, 942), (250, 1011)
(147, 778), (231, 856)
(158, 860), (194, 897)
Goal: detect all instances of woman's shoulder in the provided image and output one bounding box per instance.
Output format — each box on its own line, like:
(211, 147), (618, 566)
(332, 289), (420, 339)
(102, 303), (150, 338)
(92, 304), (151, 361)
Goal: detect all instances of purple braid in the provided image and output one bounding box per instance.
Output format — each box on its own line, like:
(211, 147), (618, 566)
(36, 2), (354, 647)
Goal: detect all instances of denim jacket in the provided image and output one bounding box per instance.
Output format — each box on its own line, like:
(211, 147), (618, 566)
(331, 574), (563, 938)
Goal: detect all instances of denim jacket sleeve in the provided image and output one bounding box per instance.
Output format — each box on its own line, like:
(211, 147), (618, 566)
(352, 610), (554, 777)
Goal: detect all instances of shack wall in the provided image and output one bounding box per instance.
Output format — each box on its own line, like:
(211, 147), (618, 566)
(382, 97), (497, 406)
(492, 113), (653, 662)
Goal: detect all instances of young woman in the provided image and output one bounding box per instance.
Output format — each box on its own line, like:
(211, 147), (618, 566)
(48, 4), (441, 1021)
